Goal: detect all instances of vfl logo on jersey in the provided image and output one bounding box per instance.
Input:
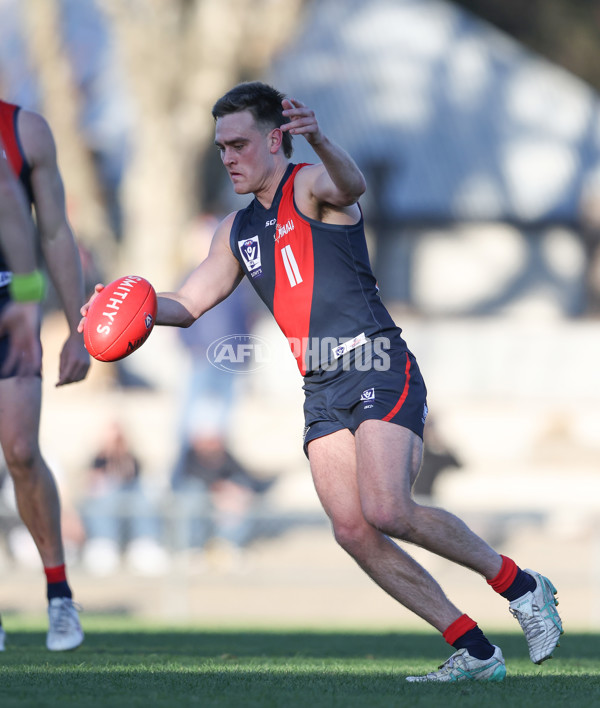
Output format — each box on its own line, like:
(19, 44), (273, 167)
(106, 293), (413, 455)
(239, 236), (262, 276)
(360, 388), (375, 402)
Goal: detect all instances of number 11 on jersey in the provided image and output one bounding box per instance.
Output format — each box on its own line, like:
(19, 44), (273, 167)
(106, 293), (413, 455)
(281, 244), (303, 287)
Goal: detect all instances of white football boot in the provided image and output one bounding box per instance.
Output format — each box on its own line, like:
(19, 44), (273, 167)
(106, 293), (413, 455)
(509, 569), (563, 664)
(406, 646), (506, 682)
(47, 598), (84, 651)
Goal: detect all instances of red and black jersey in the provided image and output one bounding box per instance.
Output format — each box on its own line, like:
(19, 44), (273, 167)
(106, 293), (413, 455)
(0, 100), (33, 275)
(230, 163), (402, 375)
(0, 100), (32, 195)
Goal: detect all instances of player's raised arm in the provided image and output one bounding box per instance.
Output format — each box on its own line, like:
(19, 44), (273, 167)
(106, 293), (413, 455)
(280, 98), (366, 210)
(163, 214), (247, 328)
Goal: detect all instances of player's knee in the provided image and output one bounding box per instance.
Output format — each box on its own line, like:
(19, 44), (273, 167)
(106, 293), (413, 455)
(361, 499), (416, 540)
(331, 515), (372, 554)
(3, 436), (39, 480)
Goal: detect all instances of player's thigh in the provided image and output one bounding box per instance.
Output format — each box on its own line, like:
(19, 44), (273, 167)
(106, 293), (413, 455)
(307, 428), (363, 524)
(354, 419), (423, 517)
(0, 375), (42, 456)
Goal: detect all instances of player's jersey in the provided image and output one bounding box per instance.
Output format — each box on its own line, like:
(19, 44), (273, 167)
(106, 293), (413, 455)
(230, 163), (403, 376)
(0, 100), (33, 278)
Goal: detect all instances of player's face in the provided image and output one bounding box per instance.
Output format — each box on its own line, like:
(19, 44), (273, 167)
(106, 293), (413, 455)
(214, 110), (274, 195)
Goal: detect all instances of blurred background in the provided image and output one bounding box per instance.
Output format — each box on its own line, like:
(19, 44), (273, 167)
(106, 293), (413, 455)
(1, 0), (599, 631)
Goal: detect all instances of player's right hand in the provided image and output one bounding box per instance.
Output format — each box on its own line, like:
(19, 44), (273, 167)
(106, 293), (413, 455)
(77, 283), (104, 334)
(0, 301), (42, 377)
(281, 98), (323, 147)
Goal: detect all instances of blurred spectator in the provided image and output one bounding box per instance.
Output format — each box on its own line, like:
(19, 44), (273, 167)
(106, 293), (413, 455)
(176, 282), (251, 440)
(0, 451), (85, 569)
(79, 421), (167, 576)
(176, 214), (257, 444)
(579, 171), (600, 315)
(412, 415), (462, 499)
(171, 424), (275, 570)
(171, 213), (269, 570)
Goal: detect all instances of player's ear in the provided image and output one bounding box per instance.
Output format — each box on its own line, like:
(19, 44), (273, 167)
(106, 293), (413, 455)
(269, 128), (283, 154)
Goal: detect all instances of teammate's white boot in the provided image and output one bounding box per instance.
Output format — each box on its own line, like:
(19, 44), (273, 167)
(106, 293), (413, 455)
(47, 597), (84, 651)
(509, 569), (563, 664)
(406, 646), (506, 682)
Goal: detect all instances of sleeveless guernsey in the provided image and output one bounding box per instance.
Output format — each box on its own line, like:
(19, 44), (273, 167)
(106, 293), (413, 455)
(230, 163), (402, 376)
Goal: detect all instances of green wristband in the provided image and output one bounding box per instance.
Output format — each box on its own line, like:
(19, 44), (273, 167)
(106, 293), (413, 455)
(9, 269), (46, 302)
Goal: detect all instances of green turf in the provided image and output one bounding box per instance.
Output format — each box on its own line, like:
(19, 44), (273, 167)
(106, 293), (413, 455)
(0, 616), (599, 707)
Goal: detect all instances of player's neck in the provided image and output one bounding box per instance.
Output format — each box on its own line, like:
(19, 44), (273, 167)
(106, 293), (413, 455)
(253, 161), (289, 209)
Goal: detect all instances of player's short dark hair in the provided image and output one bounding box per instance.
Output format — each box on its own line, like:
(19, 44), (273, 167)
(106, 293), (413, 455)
(212, 81), (293, 158)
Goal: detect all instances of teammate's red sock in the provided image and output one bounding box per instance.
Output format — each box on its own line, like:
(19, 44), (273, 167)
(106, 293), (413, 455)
(443, 614), (495, 660)
(44, 564), (72, 601)
(487, 555), (536, 601)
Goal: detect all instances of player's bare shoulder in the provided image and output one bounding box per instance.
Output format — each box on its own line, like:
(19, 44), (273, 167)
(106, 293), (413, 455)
(210, 211), (238, 253)
(291, 164), (323, 218)
(293, 164), (360, 225)
(16, 109), (56, 167)
(294, 163), (322, 192)
(217, 210), (238, 234)
(207, 211), (244, 276)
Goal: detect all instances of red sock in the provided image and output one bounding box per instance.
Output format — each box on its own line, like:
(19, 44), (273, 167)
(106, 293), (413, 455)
(487, 555), (518, 594)
(44, 564), (67, 584)
(442, 614), (477, 646)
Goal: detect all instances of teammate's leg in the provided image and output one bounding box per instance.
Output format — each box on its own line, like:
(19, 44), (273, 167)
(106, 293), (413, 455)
(0, 375), (83, 650)
(0, 376), (65, 568)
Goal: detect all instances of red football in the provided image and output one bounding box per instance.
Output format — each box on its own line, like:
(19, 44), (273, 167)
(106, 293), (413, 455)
(83, 275), (157, 362)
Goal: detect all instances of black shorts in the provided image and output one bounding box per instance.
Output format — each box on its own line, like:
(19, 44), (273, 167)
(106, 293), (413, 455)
(302, 336), (428, 457)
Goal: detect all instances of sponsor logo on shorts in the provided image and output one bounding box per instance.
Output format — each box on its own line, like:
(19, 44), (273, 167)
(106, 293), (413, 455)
(360, 388), (375, 402)
(207, 333), (271, 373)
(302, 425), (311, 442)
(422, 403), (428, 424)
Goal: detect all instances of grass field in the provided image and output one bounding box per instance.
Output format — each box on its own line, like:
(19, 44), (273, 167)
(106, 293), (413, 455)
(1, 616), (599, 707)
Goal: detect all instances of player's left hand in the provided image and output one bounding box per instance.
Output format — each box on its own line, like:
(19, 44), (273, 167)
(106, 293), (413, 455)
(281, 98), (324, 147)
(57, 331), (90, 386)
